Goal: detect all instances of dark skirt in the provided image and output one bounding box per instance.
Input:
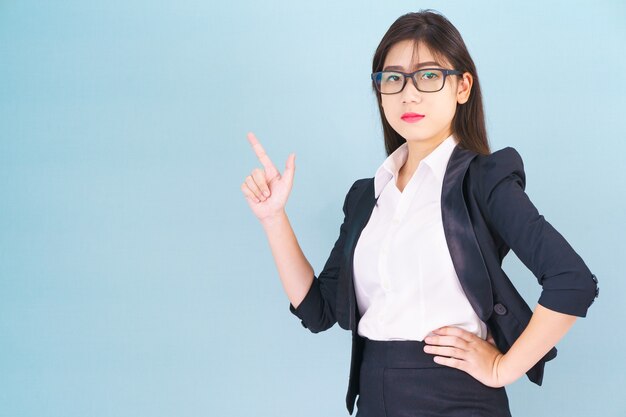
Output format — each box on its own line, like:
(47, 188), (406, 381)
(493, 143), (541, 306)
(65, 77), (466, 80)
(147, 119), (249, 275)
(355, 336), (512, 417)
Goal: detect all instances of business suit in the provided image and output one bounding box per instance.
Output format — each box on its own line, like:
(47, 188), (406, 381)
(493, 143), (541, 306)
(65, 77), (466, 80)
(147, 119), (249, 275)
(289, 144), (599, 415)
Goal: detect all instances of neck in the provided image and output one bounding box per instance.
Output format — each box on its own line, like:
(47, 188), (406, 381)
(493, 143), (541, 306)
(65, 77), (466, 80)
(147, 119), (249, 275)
(400, 131), (452, 178)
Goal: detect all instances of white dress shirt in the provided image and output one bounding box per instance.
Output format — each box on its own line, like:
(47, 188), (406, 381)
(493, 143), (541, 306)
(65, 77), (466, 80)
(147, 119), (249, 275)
(353, 134), (488, 341)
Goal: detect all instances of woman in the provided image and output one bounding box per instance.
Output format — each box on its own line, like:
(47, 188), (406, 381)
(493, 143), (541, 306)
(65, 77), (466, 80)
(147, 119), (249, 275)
(240, 10), (599, 417)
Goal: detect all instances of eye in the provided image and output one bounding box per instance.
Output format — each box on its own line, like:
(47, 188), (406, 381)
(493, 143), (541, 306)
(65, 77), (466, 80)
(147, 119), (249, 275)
(384, 73), (402, 82)
(420, 71), (440, 80)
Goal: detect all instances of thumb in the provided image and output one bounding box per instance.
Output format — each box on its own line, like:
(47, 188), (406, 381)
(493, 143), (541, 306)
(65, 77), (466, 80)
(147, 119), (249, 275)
(283, 153), (296, 183)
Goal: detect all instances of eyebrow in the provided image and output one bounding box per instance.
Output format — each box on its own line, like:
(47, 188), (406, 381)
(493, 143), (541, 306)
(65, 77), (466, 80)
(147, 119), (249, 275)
(383, 61), (440, 71)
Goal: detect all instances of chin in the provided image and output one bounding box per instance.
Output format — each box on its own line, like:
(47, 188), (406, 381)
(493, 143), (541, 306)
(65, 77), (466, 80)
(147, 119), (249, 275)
(390, 125), (432, 141)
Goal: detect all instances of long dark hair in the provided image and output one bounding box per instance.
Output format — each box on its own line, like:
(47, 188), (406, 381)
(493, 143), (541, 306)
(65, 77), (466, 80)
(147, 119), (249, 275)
(372, 10), (490, 156)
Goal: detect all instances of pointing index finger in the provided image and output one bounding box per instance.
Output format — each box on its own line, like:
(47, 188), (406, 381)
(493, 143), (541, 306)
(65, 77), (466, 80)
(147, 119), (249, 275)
(247, 132), (278, 175)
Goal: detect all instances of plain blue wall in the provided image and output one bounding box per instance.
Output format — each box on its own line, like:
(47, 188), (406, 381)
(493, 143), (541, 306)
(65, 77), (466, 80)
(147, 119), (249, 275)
(1, 1), (624, 416)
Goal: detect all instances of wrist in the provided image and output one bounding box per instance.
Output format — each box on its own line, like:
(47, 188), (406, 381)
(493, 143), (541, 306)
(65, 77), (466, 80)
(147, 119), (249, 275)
(497, 353), (523, 386)
(260, 210), (288, 228)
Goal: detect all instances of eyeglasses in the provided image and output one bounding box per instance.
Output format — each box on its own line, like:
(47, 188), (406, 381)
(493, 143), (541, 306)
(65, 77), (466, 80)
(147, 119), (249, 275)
(371, 68), (463, 94)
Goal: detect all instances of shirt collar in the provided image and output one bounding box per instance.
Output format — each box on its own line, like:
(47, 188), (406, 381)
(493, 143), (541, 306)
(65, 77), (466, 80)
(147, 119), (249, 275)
(374, 134), (459, 198)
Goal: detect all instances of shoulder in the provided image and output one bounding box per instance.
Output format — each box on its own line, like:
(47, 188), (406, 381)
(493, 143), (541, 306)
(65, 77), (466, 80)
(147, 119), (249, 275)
(339, 177), (373, 212)
(350, 177), (373, 191)
(468, 146), (526, 194)
(345, 177), (373, 201)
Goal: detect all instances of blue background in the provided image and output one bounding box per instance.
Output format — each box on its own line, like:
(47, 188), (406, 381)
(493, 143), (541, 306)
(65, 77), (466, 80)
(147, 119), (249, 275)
(1, 1), (624, 416)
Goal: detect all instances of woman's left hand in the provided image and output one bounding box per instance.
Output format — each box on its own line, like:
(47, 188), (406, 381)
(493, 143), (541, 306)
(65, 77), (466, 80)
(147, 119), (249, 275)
(423, 326), (511, 388)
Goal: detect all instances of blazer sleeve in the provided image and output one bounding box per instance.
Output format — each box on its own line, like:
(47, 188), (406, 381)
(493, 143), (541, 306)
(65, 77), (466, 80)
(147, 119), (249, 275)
(287, 179), (360, 333)
(476, 147), (599, 317)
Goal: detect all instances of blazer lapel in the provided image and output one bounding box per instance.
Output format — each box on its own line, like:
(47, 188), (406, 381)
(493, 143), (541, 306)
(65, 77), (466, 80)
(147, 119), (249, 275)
(441, 145), (493, 320)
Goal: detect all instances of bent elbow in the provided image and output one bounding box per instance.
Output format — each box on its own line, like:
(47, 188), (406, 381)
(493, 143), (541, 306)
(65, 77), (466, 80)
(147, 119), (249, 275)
(538, 272), (599, 318)
(288, 277), (337, 333)
(289, 302), (336, 333)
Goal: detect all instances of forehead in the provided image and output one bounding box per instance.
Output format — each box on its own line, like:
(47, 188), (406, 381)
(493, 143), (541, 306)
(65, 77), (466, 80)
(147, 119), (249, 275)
(383, 40), (447, 70)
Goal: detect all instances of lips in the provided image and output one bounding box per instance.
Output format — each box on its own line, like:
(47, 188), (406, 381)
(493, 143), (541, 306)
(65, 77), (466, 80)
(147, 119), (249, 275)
(401, 112), (425, 123)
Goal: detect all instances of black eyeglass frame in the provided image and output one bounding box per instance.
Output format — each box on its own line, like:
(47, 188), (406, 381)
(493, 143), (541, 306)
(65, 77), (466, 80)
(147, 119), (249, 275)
(371, 68), (463, 94)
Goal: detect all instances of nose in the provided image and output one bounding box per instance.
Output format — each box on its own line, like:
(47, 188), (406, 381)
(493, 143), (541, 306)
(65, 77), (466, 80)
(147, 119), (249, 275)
(401, 76), (422, 102)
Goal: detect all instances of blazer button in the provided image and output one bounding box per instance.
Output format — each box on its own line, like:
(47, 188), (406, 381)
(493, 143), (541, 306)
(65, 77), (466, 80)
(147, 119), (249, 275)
(494, 303), (508, 316)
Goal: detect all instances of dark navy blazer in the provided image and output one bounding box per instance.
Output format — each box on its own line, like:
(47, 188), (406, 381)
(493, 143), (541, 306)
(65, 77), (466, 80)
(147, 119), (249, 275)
(288, 144), (599, 415)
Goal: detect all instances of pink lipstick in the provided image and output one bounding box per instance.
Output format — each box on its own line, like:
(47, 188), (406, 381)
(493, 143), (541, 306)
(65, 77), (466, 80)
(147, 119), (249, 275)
(401, 112), (425, 123)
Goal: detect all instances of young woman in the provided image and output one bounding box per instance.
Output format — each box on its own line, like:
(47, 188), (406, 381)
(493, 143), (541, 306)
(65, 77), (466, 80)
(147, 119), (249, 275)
(240, 10), (599, 417)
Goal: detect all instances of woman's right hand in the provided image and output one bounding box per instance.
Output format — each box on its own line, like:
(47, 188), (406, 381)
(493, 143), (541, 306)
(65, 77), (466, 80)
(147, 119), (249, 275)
(241, 132), (296, 222)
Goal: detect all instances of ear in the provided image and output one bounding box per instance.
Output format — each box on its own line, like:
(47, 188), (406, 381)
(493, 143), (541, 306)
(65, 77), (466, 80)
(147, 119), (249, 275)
(456, 72), (473, 104)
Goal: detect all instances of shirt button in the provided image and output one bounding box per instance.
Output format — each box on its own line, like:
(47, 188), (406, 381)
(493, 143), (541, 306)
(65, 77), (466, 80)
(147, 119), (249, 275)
(382, 278), (390, 290)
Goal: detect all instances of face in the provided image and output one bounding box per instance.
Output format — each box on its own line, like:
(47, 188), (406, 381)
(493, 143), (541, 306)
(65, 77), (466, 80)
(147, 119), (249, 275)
(380, 39), (472, 145)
